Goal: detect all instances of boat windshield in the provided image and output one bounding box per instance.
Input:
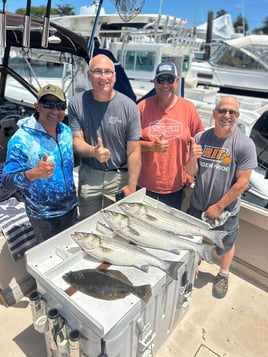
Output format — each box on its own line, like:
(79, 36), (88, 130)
(250, 111), (268, 170)
(117, 49), (156, 72)
(209, 42), (268, 71)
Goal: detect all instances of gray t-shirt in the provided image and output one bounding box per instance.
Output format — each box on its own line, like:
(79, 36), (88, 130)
(191, 127), (257, 215)
(68, 90), (141, 170)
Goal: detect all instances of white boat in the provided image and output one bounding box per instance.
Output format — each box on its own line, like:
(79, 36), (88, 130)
(52, 11), (202, 99)
(190, 35), (268, 97)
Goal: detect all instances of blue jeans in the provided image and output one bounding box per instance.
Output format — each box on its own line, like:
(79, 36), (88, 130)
(29, 206), (78, 244)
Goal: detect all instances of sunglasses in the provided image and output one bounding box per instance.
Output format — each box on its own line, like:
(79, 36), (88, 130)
(40, 100), (67, 111)
(156, 76), (176, 84)
(217, 109), (239, 115)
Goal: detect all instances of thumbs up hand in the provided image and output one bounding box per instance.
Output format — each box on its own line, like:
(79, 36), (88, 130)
(94, 137), (111, 163)
(153, 133), (169, 153)
(188, 137), (202, 159)
(36, 153), (55, 178)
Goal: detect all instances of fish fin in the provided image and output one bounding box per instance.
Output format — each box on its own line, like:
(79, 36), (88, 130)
(206, 230), (226, 249)
(129, 226), (141, 236)
(170, 248), (181, 255)
(137, 264), (149, 273)
(176, 233), (195, 240)
(163, 261), (184, 280)
(144, 213), (158, 221)
(197, 244), (214, 264)
(133, 284), (152, 303)
(101, 247), (113, 254)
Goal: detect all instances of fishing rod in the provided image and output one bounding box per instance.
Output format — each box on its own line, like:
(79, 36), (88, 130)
(23, 0), (31, 48)
(0, 0), (6, 47)
(41, 0), (51, 48)
(87, 0), (104, 58)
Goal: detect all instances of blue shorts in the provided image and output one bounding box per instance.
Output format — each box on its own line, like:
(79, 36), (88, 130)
(187, 204), (239, 255)
(141, 188), (185, 210)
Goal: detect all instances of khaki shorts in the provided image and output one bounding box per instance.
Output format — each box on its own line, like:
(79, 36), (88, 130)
(78, 164), (128, 217)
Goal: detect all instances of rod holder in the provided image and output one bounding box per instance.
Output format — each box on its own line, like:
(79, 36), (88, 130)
(41, 17), (50, 48)
(47, 308), (60, 351)
(69, 329), (81, 357)
(22, 15), (31, 48)
(29, 291), (48, 333)
(0, 12), (6, 48)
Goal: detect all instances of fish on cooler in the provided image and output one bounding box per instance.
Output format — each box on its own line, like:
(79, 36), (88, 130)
(119, 202), (226, 249)
(72, 231), (183, 280)
(101, 210), (215, 263)
(62, 268), (152, 303)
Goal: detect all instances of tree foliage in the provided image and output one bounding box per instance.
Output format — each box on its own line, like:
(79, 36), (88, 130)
(252, 16), (268, 34)
(216, 10), (227, 18)
(15, 4), (75, 18)
(233, 14), (249, 34)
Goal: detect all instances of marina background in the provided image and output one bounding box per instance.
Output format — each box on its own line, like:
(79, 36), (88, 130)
(6, 0), (268, 32)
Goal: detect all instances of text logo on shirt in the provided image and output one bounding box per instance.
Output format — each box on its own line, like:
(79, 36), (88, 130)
(149, 118), (182, 140)
(202, 145), (232, 165)
(108, 116), (121, 124)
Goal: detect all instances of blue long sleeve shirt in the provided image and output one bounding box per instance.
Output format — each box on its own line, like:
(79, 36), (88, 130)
(2, 115), (77, 219)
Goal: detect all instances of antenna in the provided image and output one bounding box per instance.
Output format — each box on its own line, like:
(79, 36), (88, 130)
(0, 0), (6, 47)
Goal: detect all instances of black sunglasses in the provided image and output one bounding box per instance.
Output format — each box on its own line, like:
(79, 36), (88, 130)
(40, 100), (66, 111)
(217, 109), (239, 115)
(156, 76), (176, 84)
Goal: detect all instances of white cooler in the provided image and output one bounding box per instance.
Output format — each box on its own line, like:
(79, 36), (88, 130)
(25, 189), (202, 356)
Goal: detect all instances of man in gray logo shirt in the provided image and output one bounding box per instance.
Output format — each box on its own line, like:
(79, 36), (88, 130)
(68, 54), (141, 217)
(186, 96), (257, 299)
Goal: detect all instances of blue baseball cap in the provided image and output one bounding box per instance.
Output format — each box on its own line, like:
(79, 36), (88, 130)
(154, 61), (178, 78)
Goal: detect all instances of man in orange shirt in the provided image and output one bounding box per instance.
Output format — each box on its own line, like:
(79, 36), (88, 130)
(138, 61), (204, 209)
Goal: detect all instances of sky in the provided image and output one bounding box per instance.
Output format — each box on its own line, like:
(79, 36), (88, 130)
(6, 0), (268, 33)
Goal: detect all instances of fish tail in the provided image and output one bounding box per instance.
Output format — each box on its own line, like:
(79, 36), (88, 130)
(163, 261), (184, 280)
(206, 230), (226, 249)
(133, 284), (152, 303)
(197, 244), (214, 264)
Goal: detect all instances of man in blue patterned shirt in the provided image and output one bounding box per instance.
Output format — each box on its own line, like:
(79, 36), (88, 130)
(2, 85), (77, 244)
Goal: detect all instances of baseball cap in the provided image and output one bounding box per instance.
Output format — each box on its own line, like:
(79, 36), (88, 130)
(37, 84), (66, 102)
(154, 61), (178, 78)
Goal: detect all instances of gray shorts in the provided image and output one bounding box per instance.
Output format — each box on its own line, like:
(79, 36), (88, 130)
(188, 204), (239, 255)
(78, 164), (128, 217)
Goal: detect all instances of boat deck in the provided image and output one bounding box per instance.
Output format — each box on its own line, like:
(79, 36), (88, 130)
(1, 260), (267, 357)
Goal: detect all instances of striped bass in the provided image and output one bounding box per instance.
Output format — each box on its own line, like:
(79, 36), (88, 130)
(119, 202), (225, 249)
(101, 210), (214, 263)
(71, 231), (183, 280)
(63, 268), (152, 303)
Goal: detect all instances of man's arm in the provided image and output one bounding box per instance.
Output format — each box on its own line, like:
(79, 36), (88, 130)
(205, 168), (252, 219)
(121, 140), (141, 196)
(73, 132), (110, 163)
(186, 137), (202, 176)
(140, 134), (169, 153)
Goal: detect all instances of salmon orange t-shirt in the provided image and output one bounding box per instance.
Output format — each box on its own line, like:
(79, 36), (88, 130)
(138, 96), (204, 194)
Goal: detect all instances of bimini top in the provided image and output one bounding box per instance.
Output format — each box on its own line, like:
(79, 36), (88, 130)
(4, 12), (89, 61)
(215, 35), (268, 71)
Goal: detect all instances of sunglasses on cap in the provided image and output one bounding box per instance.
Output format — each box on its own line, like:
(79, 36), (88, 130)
(156, 76), (176, 84)
(40, 100), (67, 111)
(217, 109), (239, 116)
